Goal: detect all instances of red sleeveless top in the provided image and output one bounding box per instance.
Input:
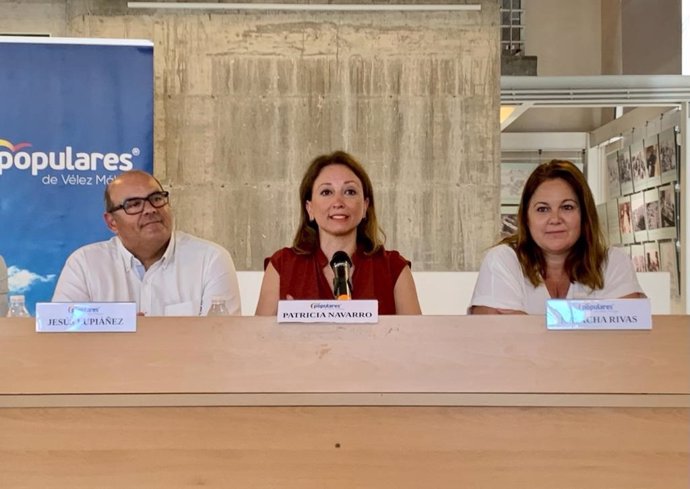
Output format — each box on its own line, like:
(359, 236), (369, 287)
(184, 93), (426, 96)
(265, 246), (410, 315)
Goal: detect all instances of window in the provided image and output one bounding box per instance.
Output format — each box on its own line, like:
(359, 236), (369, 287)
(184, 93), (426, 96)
(501, 0), (524, 54)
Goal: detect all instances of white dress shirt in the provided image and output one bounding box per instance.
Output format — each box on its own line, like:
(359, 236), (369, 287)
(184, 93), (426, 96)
(470, 245), (643, 314)
(52, 231), (241, 316)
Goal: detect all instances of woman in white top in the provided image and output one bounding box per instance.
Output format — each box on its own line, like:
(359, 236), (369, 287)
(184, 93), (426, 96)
(470, 160), (645, 315)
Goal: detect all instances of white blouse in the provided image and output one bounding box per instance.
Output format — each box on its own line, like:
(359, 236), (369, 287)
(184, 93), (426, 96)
(470, 245), (644, 314)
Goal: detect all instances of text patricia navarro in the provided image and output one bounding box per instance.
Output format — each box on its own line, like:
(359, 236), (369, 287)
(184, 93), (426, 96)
(281, 311), (374, 319)
(47, 317), (125, 326)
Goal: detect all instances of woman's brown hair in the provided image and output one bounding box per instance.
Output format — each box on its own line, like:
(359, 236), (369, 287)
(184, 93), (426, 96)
(501, 159), (607, 289)
(292, 151), (385, 255)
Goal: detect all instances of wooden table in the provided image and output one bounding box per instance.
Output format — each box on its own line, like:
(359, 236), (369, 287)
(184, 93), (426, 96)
(1, 315), (688, 488)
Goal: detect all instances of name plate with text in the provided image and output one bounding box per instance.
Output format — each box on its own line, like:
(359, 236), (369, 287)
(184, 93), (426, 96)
(546, 298), (651, 330)
(277, 300), (378, 324)
(35, 302), (137, 333)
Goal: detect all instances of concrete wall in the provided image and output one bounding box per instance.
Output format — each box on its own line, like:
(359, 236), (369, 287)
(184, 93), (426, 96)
(523, 0), (602, 76)
(1, 0), (67, 35)
(601, 0), (623, 75)
(1, 0), (501, 271)
(518, 0), (680, 76)
(507, 0), (606, 132)
(621, 0), (681, 74)
(508, 0), (682, 133)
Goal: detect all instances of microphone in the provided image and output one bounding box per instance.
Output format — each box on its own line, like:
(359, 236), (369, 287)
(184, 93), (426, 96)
(330, 251), (353, 300)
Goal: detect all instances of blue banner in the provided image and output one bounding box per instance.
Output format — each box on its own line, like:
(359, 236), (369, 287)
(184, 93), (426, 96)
(0, 38), (153, 313)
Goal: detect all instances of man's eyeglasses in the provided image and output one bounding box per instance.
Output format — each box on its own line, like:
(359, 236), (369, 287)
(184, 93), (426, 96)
(109, 191), (170, 215)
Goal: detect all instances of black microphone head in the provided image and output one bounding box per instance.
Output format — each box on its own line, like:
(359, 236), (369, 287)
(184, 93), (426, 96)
(330, 251), (353, 299)
(330, 251), (352, 267)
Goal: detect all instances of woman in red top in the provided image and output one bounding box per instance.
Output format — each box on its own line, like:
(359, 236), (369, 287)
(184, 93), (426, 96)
(255, 151), (421, 315)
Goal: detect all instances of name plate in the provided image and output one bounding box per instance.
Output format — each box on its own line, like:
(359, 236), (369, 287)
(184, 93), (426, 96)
(35, 302), (137, 333)
(277, 300), (378, 324)
(546, 298), (651, 330)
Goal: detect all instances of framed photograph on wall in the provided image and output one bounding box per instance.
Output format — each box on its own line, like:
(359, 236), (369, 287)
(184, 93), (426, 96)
(643, 136), (661, 188)
(630, 140), (647, 192)
(500, 205), (519, 238)
(501, 163), (538, 205)
(630, 244), (647, 273)
(606, 151), (621, 198)
(618, 147), (633, 195)
(630, 192), (648, 242)
(618, 196), (634, 244)
(659, 127), (678, 184)
(644, 188), (662, 240)
(657, 182), (677, 239)
(643, 241), (660, 272)
(659, 239), (680, 296)
(606, 199), (621, 245)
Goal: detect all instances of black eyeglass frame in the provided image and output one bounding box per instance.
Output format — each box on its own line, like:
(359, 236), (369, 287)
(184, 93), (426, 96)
(108, 190), (170, 215)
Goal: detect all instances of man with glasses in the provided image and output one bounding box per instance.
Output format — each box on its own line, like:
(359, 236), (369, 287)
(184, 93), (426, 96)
(52, 170), (241, 315)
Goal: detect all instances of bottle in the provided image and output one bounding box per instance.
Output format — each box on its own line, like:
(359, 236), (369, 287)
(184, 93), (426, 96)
(7, 295), (31, 317)
(206, 296), (229, 316)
